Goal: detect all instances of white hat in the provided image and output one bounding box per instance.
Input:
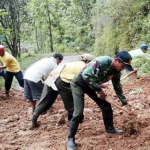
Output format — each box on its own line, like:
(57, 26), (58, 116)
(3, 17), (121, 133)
(80, 53), (93, 61)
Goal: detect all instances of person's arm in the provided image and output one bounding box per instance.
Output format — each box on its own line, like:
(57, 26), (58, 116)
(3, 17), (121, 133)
(0, 65), (6, 70)
(111, 73), (127, 106)
(82, 60), (107, 99)
(0, 56), (12, 70)
(83, 60), (102, 93)
(144, 53), (150, 60)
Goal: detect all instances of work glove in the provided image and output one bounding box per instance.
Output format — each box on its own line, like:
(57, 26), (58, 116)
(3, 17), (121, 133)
(117, 93), (128, 106)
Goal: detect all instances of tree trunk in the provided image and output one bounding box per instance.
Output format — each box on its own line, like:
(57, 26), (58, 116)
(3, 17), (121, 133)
(45, 0), (53, 52)
(35, 24), (40, 53)
(18, 39), (21, 58)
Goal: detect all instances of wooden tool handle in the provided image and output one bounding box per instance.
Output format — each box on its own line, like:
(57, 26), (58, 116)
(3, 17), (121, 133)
(121, 69), (137, 81)
(105, 98), (130, 114)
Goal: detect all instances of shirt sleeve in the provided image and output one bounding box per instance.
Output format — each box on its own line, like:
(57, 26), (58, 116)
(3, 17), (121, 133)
(83, 60), (102, 92)
(144, 53), (150, 60)
(111, 72), (125, 97)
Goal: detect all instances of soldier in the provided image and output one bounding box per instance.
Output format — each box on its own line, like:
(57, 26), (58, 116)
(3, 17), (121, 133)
(67, 51), (134, 150)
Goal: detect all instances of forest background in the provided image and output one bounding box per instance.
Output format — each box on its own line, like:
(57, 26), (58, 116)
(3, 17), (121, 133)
(1, 0), (150, 56)
(0, 0), (150, 78)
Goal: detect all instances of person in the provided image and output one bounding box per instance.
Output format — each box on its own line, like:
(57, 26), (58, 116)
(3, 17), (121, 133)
(0, 45), (24, 96)
(127, 43), (150, 72)
(31, 54), (93, 128)
(129, 43), (148, 56)
(0, 61), (6, 79)
(67, 50), (134, 150)
(24, 53), (63, 114)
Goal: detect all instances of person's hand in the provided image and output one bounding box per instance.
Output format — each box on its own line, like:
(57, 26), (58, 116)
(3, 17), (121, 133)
(134, 68), (138, 72)
(96, 89), (107, 100)
(121, 99), (128, 106)
(117, 94), (128, 106)
(100, 82), (110, 88)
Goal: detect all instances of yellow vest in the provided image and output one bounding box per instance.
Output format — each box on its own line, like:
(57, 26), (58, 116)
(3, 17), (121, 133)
(60, 61), (86, 83)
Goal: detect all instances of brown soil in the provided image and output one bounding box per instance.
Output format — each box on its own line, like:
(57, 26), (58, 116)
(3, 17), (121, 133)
(0, 76), (150, 150)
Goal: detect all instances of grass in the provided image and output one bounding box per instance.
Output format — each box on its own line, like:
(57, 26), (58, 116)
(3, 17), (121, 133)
(18, 51), (54, 70)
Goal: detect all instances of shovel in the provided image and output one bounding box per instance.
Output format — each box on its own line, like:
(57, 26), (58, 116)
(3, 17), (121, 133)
(105, 98), (130, 114)
(100, 70), (138, 114)
(120, 69), (138, 81)
(106, 69), (138, 86)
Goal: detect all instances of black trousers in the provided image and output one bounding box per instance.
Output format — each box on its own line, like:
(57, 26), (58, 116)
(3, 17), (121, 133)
(68, 75), (114, 138)
(55, 77), (74, 121)
(34, 84), (58, 117)
(5, 71), (24, 91)
(0, 70), (5, 79)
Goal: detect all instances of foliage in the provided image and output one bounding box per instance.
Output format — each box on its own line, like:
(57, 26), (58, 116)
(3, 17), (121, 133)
(0, 76), (5, 88)
(0, 0), (29, 57)
(93, 0), (150, 56)
(1, 0), (150, 67)
(21, 0), (95, 53)
(0, 9), (11, 43)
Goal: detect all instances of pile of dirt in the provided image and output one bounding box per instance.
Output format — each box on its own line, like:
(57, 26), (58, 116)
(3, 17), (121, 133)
(0, 76), (150, 150)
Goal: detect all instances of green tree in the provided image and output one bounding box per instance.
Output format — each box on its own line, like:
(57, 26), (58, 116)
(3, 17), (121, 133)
(93, 0), (150, 56)
(0, 0), (28, 57)
(0, 9), (11, 44)
(23, 0), (95, 53)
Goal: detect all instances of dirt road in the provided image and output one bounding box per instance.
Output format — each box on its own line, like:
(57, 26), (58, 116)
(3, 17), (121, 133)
(0, 75), (150, 150)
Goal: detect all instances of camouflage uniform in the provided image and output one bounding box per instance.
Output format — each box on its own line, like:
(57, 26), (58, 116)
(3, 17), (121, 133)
(82, 56), (125, 97)
(68, 56), (126, 139)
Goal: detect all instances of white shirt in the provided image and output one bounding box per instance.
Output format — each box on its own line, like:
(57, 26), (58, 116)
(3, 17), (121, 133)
(129, 49), (150, 64)
(24, 57), (58, 83)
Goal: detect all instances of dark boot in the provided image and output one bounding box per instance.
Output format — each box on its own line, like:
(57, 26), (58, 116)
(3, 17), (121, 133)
(103, 115), (124, 134)
(67, 137), (77, 150)
(67, 122), (79, 150)
(30, 114), (40, 129)
(105, 126), (124, 133)
(5, 90), (9, 97)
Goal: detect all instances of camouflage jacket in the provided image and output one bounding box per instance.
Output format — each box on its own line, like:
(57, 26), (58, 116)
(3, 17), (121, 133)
(81, 56), (125, 97)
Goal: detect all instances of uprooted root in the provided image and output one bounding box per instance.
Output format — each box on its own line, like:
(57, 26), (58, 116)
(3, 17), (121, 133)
(122, 119), (141, 137)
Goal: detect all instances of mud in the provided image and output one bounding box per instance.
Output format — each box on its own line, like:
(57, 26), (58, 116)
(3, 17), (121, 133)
(0, 76), (150, 150)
